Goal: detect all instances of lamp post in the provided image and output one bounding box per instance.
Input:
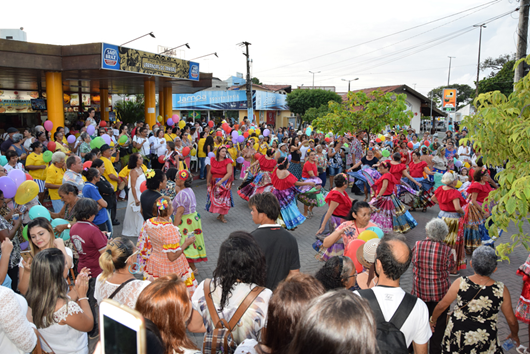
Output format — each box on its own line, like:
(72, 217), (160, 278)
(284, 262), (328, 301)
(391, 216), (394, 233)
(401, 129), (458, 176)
(447, 56), (455, 86)
(190, 52), (219, 61)
(309, 71), (320, 89)
(474, 24), (486, 97)
(342, 77), (359, 92)
(160, 43), (190, 55)
(121, 32), (155, 46)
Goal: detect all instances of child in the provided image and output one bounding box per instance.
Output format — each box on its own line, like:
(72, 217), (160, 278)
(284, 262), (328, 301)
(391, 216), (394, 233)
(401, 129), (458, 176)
(515, 254), (530, 354)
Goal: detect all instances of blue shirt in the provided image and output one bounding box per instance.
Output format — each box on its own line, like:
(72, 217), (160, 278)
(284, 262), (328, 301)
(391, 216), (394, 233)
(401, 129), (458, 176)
(82, 183), (109, 225)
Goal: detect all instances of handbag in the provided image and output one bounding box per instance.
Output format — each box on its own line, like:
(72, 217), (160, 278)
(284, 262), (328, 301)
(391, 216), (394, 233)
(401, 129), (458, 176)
(32, 329), (55, 354)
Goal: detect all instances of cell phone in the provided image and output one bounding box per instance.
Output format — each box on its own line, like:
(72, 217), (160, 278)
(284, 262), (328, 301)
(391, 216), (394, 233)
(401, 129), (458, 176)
(20, 250), (32, 264)
(99, 299), (146, 354)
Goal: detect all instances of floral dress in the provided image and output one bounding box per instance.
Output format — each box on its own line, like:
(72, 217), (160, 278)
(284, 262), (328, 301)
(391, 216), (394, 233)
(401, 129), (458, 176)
(442, 276), (504, 354)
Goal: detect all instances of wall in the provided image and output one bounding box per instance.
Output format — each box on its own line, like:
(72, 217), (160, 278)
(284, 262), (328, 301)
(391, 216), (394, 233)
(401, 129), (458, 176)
(394, 88), (421, 132)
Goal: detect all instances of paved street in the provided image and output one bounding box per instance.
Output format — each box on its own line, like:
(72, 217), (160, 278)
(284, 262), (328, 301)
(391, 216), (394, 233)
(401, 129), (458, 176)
(113, 177), (530, 347)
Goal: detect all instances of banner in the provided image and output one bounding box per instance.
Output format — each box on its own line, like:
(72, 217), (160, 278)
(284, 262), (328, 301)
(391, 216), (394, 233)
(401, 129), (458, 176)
(0, 90), (36, 113)
(254, 91), (288, 110)
(442, 89), (457, 111)
(173, 90), (248, 110)
(101, 43), (200, 81)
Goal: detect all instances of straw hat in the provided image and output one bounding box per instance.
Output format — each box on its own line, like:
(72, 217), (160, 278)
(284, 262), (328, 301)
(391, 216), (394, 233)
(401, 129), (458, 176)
(356, 238), (380, 268)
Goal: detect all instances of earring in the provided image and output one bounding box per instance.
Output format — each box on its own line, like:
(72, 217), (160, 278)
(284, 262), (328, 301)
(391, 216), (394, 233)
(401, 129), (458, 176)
(128, 263), (141, 275)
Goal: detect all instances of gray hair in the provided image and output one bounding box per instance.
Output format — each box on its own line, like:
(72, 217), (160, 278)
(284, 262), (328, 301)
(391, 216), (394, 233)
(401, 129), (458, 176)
(425, 218), (448, 242)
(441, 171), (456, 185)
(12, 133), (23, 143)
(471, 246), (498, 276)
(51, 151), (66, 164)
(80, 132), (89, 141)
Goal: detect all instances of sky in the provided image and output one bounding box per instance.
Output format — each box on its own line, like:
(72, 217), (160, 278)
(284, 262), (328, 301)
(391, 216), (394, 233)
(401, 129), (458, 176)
(2, 0), (522, 96)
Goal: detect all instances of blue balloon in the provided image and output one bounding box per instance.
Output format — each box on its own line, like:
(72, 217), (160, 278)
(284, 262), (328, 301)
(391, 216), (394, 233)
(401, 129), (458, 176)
(28, 205), (51, 221)
(366, 226), (384, 239)
(0, 156), (7, 166)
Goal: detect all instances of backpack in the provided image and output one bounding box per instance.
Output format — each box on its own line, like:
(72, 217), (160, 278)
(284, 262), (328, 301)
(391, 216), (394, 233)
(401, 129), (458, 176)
(358, 289), (417, 354)
(202, 279), (265, 354)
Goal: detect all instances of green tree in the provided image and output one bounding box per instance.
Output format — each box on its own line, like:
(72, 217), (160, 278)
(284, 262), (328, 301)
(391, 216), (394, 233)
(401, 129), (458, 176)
(286, 89), (342, 128)
(251, 77), (262, 85)
(481, 53), (515, 73)
(427, 84), (474, 110)
(303, 104), (331, 125)
(114, 95), (145, 124)
(476, 60), (515, 98)
(460, 55), (530, 260)
(312, 90), (412, 144)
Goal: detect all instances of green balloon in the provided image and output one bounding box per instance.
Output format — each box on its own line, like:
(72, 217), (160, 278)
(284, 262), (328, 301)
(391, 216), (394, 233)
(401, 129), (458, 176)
(43, 150), (52, 163)
(118, 135), (128, 145)
(0, 156), (7, 166)
(382, 150), (390, 157)
(90, 137), (105, 149)
(343, 143), (349, 148)
(22, 225), (28, 241)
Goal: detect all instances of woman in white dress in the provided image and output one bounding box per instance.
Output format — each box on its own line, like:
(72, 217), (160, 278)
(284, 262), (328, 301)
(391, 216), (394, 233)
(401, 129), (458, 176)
(123, 153), (146, 237)
(95, 237), (150, 309)
(26, 248), (93, 354)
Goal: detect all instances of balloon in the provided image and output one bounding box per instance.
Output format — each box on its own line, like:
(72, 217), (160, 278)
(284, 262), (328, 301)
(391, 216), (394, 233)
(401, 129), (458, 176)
(249, 129), (254, 134)
(8, 169), (26, 188)
(179, 120), (186, 129)
(47, 141), (56, 152)
(67, 135), (76, 144)
(216, 131), (223, 137)
(382, 150), (390, 158)
(138, 181), (146, 193)
(43, 150), (52, 163)
(182, 147), (190, 156)
(0, 176), (16, 199)
(236, 157), (245, 163)
(376, 138), (381, 143)
(358, 230), (378, 242)
(288, 154), (292, 161)
(243, 132), (249, 138)
(208, 121), (214, 127)
(172, 114), (180, 122)
(102, 134), (111, 145)
(254, 153), (261, 160)
(453, 157), (458, 164)
(157, 115), (163, 122)
(44, 120), (53, 131)
(424, 140), (430, 147)
(343, 143), (349, 148)
(158, 155), (165, 164)
(366, 226), (384, 239)
(22, 225), (28, 241)
(165, 118), (173, 126)
(455, 160), (462, 168)
(263, 129), (270, 137)
(407, 142), (413, 149)
(25, 173), (33, 181)
(191, 148), (197, 156)
(231, 131), (238, 139)
(87, 125), (95, 135)
(208, 152), (215, 158)
(0, 156), (7, 166)
(380, 136), (386, 141)
(464, 162), (470, 168)
(455, 180), (463, 189)
(237, 135), (245, 143)
(256, 129), (261, 135)
(28, 205), (51, 221)
(118, 135), (128, 145)
(99, 120), (107, 127)
(344, 239), (365, 273)
(325, 137), (330, 143)
(83, 161), (92, 170)
(90, 137), (105, 149)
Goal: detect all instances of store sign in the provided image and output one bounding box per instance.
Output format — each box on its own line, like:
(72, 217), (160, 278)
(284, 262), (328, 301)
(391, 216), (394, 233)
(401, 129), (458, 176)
(254, 91), (288, 110)
(442, 89), (457, 111)
(173, 90), (248, 110)
(0, 90), (36, 113)
(101, 43), (200, 81)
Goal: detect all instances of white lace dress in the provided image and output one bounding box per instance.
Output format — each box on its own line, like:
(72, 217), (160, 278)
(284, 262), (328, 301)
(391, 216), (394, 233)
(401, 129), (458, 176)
(0, 286), (37, 354)
(38, 301), (88, 354)
(94, 274), (151, 309)
(122, 171), (146, 237)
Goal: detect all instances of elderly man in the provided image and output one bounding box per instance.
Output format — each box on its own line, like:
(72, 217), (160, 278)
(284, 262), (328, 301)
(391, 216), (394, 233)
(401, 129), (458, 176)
(1, 127), (19, 153)
(63, 155), (85, 197)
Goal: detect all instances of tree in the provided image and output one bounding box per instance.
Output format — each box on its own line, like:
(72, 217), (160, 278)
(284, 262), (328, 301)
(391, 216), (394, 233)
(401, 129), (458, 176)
(286, 89), (342, 128)
(476, 60), (515, 98)
(303, 104), (331, 125)
(114, 95), (145, 124)
(312, 90), (412, 143)
(427, 84), (474, 110)
(251, 77), (262, 85)
(460, 55), (530, 260)
(481, 53), (515, 74)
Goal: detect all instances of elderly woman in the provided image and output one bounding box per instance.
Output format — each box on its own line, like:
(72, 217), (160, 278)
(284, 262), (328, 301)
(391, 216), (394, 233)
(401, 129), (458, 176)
(45, 151), (67, 213)
(430, 246), (520, 354)
(314, 256), (356, 291)
(78, 132), (91, 161)
(432, 147), (448, 174)
(432, 172), (467, 274)
(412, 218), (456, 354)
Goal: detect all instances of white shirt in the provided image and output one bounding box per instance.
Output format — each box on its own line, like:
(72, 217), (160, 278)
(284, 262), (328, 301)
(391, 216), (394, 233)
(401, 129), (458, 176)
(148, 136), (157, 154)
(94, 274), (150, 309)
(300, 145), (310, 160)
(0, 286), (37, 354)
(152, 138), (167, 157)
(354, 286), (431, 347)
(133, 135), (150, 156)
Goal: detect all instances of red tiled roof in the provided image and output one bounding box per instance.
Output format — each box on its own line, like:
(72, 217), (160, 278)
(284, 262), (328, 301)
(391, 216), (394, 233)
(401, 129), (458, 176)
(228, 84), (272, 91)
(261, 84), (291, 92)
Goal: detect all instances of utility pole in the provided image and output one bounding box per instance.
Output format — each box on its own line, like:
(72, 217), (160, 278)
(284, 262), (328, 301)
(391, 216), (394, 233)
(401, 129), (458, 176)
(309, 71), (320, 89)
(447, 56), (455, 86)
(474, 24), (486, 97)
(342, 78), (359, 92)
(515, 1), (530, 82)
(238, 42), (253, 122)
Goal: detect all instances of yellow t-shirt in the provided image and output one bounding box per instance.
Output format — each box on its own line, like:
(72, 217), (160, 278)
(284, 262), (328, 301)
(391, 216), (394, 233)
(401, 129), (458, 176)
(62, 136), (68, 145)
(26, 153), (47, 180)
(227, 147), (238, 166)
(259, 143), (268, 155)
(102, 156), (118, 191)
(198, 138), (206, 158)
(118, 164), (148, 178)
(164, 133), (177, 142)
(55, 142), (71, 154)
(45, 164), (65, 200)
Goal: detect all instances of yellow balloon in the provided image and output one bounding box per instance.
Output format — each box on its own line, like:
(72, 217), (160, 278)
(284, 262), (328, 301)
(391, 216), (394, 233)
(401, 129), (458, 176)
(157, 116), (163, 122)
(15, 181), (39, 205)
(256, 128), (261, 135)
(191, 148), (197, 156)
(455, 180), (463, 189)
(249, 129), (254, 134)
(178, 120), (186, 129)
(380, 136), (386, 141)
(358, 230), (378, 242)
(464, 162), (470, 168)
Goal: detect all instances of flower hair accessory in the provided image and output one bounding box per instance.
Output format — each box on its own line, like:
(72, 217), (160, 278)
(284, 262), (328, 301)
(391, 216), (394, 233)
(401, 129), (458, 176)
(145, 169), (156, 179)
(156, 198), (169, 211)
(178, 170), (189, 181)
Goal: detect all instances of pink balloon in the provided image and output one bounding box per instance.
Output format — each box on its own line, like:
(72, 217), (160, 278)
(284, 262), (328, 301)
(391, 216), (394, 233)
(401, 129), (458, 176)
(102, 134), (111, 145)
(172, 114), (180, 122)
(67, 135), (76, 144)
(44, 120), (53, 132)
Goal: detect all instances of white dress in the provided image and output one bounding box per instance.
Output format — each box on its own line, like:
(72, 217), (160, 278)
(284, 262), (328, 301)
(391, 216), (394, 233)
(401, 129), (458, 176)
(122, 171), (146, 237)
(0, 286), (37, 354)
(39, 301), (88, 354)
(94, 274), (150, 309)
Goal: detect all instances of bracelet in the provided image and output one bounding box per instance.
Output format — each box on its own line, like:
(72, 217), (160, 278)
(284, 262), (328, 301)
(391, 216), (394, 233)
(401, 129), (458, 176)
(77, 297), (89, 302)
(429, 316), (435, 323)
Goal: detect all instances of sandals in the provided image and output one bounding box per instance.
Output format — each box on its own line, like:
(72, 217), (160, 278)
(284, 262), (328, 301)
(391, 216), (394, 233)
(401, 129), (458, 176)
(516, 345), (529, 354)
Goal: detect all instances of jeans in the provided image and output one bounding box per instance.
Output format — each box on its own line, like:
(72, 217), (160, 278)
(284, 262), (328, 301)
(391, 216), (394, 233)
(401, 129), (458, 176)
(105, 210), (113, 236)
(199, 157), (206, 179)
(52, 199), (64, 213)
(318, 171), (327, 189)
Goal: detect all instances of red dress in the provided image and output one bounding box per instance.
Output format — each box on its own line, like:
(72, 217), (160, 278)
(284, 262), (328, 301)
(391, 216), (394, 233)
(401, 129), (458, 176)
(207, 158), (234, 215)
(390, 163), (406, 181)
(258, 155), (277, 172)
(271, 169), (298, 191)
(302, 161), (318, 179)
(324, 189), (352, 217)
(434, 187), (467, 212)
(409, 161), (427, 178)
(373, 173), (398, 196)
(467, 182), (493, 204)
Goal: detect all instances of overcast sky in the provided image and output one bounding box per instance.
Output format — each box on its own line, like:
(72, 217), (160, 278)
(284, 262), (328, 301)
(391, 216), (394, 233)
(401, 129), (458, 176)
(3, 0), (521, 96)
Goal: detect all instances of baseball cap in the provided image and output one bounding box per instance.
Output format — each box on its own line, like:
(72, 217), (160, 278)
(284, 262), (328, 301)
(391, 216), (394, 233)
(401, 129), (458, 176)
(100, 144), (111, 152)
(7, 128), (18, 134)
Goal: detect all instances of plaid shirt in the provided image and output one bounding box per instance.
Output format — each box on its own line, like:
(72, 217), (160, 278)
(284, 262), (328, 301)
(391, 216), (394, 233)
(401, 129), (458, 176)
(411, 239), (455, 302)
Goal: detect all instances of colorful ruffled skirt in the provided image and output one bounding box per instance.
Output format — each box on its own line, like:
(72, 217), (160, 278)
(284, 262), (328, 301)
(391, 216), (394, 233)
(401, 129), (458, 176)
(516, 262), (530, 323)
(314, 215), (345, 261)
(272, 186), (306, 230)
(206, 178), (234, 215)
(237, 171), (274, 201)
(395, 180), (420, 207)
(369, 194), (417, 234)
(438, 210), (466, 272)
(348, 167), (381, 194)
(459, 203), (491, 253)
(404, 177), (436, 211)
(297, 177), (326, 207)
(240, 160), (251, 179)
(177, 211), (207, 263)
(288, 162), (302, 180)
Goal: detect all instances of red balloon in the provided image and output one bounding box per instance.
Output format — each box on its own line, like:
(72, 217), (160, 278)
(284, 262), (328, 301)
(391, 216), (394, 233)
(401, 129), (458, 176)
(424, 140), (430, 147)
(344, 239), (365, 274)
(182, 147), (190, 156)
(208, 121), (214, 127)
(254, 153), (262, 160)
(140, 181), (147, 193)
(83, 161), (92, 170)
(25, 173), (33, 181)
(325, 137), (330, 143)
(99, 121), (107, 127)
(47, 141), (56, 152)
(243, 132), (249, 138)
(407, 142), (413, 149)
(216, 131), (223, 137)
(376, 138), (381, 143)
(158, 155), (165, 164)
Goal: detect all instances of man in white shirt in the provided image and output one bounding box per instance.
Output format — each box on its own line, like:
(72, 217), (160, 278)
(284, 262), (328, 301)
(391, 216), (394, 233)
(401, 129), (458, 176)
(356, 234), (431, 354)
(132, 127), (151, 167)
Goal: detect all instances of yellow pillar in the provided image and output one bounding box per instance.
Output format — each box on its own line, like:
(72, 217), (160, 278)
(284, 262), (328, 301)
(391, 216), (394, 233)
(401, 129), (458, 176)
(144, 79), (156, 128)
(100, 88), (109, 121)
(45, 72), (64, 134)
(163, 86), (173, 122)
(158, 89), (165, 121)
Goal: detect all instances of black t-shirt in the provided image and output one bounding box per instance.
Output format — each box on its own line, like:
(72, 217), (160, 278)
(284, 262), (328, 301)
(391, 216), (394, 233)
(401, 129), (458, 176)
(140, 190), (162, 220)
(251, 226), (301, 290)
(362, 156), (379, 168)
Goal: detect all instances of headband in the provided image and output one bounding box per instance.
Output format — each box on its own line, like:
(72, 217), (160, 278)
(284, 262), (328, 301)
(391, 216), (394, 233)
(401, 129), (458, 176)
(177, 170), (189, 181)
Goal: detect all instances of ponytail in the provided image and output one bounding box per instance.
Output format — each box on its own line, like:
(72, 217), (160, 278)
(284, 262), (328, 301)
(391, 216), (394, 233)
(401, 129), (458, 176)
(98, 237), (135, 282)
(98, 249), (116, 282)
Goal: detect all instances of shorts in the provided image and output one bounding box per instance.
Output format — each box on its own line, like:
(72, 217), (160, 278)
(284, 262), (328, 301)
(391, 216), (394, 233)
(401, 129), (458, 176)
(329, 166), (342, 176)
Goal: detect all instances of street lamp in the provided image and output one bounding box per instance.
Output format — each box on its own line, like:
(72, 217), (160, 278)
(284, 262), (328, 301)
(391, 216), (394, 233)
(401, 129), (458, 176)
(342, 77), (359, 92)
(447, 56), (455, 86)
(160, 43), (190, 55)
(309, 71), (320, 89)
(190, 52), (218, 60)
(473, 24), (486, 97)
(121, 32), (155, 46)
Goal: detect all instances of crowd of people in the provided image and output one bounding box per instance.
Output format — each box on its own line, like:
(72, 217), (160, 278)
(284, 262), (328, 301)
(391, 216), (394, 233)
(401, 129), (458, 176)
(0, 114), (527, 354)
